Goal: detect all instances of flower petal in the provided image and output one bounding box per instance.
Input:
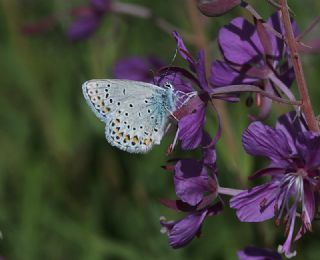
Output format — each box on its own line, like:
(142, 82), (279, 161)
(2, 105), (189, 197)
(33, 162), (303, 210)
(237, 246), (282, 260)
(68, 11), (102, 41)
(195, 50), (211, 91)
(174, 160), (211, 206)
(275, 111), (308, 154)
(161, 210), (208, 249)
(296, 132), (320, 169)
(178, 102), (206, 150)
(218, 17), (264, 65)
(230, 182), (279, 222)
(210, 60), (259, 86)
(172, 31), (195, 69)
(91, 0), (111, 13)
(267, 11), (299, 61)
(242, 121), (293, 167)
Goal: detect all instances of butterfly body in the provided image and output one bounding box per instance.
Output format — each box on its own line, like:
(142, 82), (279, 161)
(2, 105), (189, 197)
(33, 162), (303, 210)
(83, 79), (178, 153)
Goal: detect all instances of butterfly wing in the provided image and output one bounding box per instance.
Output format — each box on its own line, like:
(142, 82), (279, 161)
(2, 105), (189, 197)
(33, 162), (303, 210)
(82, 79), (176, 153)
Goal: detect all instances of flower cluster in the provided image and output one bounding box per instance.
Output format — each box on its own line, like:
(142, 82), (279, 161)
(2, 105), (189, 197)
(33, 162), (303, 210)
(155, 9), (319, 259)
(211, 11), (297, 118)
(109, 9), (320, 256)
(67, 0), (320, 257)
(231, 112), (320, 258)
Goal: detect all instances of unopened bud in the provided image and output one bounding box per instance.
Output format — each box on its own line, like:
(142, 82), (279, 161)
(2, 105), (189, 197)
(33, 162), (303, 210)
(197, 0), (241, 17)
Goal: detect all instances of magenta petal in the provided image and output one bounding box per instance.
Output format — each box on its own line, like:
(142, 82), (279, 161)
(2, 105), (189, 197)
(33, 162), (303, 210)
(218, 17), (264, 65)
(195, 50), (210, 91)
(237, 246), (282, 260)
(68, 12), (102, 41)
(178, 103), (206, 150)
(175, 159), (208, 178)
(267, 11), (299, 60)
(91, 0), (111, 12)
(163, 210), (208, 248)
(230, 182), (279, 222)
(296, 132), (320, 169)
(202, 142), (217, 171)
(175, 160), (210, 206)
(242, 121), (292, 167)
(175, 176), (210, 206)
(267, 11), (286, 61)
(275, 111), (307, 154)
(172, 31), (195, 69)
(210, 60), (258, 86)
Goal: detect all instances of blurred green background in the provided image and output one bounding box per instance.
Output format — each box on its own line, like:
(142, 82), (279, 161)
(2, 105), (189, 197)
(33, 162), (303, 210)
(1, 0), (320, 259)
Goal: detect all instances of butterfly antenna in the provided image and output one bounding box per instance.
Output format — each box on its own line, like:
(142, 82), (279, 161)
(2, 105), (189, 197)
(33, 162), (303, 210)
(158, 48), (178, 85)
(170, 47), (178, 65)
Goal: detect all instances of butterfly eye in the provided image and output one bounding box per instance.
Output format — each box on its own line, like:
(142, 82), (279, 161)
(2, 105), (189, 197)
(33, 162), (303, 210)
(164, 83), (172, 89)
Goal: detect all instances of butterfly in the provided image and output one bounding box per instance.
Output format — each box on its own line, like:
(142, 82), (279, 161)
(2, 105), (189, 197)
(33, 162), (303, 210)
(82, 79), (195, 153)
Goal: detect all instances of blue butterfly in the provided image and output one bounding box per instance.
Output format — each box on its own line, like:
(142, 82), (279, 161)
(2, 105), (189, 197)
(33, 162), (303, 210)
(83, 79), (195, 153)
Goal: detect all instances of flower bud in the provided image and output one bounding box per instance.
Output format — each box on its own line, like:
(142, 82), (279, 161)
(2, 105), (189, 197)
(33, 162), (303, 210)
(197, 0), (241, 17)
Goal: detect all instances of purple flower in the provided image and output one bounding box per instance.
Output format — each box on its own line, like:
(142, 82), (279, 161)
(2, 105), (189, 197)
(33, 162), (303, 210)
(238, 246), (282, 260)
(160, 150), (222, 248)
(169, 31), (223, 150)
(113, 56), (165, 83)
(230, 112), (320, 258)
(68, 0), (111, 41)
(211, 12), (298, 118)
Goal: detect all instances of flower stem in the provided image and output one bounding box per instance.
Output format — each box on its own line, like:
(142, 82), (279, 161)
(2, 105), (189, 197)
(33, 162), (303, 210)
(218, 186), (244, 197)
(279, 0), (319, 132)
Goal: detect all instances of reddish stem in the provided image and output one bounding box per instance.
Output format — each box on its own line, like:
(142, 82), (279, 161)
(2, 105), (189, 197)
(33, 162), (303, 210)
(279, 0), (319, 132)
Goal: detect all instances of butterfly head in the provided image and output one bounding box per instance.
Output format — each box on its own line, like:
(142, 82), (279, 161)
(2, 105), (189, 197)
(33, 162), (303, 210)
(162, 82), (174, 90)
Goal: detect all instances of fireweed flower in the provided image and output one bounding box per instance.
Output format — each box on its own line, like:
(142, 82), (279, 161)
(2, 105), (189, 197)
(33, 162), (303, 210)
(211, 11), (298, 118)
(167, 31), (226, 150)
(160, 146), (223, 248)
(113, 56), (165, 83)
(68, 0), (111, 41)
(230, 112), (320, 258)
(237, 246), (282, 260)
